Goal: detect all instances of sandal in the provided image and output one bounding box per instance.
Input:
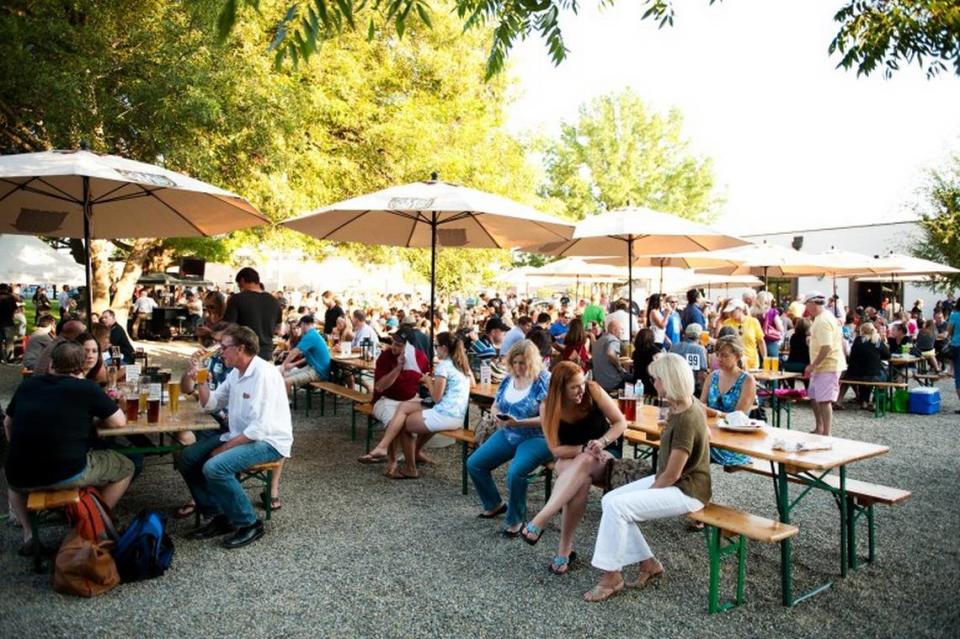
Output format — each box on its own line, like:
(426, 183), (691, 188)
(478, 503), (507, 519)
(387, 468), (419, 480)
(501, 527), (521, 539)
(358, 452), (388, 464)
(174, 502), (197, 519)
(549, 551), (578, 575)
(520, 522), (543, 546)
(583, 578), (624, 602)
(627, 563), (664, 590)
(259, 496), (281, 511)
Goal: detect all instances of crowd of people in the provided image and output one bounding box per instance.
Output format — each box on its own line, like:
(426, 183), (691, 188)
(3, 269), (960, 599)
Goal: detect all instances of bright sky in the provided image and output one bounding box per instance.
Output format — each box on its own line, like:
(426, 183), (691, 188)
(505, 0), (960, 235)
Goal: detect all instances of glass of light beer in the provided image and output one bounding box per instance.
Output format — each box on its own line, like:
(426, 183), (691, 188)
(195, 367), (209, 386)
(168, 381), (180, 415)
(138, 387), (149, 415)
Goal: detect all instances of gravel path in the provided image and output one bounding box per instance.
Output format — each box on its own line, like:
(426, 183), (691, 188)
(1, 342), (958, 637)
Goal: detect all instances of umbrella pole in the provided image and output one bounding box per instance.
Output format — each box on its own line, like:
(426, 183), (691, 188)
(82, 176), (93, 320)
(429, 212), (437, 371)
(628, 238), (634, 339)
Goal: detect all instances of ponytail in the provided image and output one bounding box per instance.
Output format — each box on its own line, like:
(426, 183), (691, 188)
(436, 331), (473, 383)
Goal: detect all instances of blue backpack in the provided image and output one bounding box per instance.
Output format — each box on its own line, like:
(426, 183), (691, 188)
(113, 511), (174, 582)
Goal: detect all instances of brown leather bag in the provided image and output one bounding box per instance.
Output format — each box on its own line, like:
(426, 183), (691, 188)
(52, 531), (120, 597)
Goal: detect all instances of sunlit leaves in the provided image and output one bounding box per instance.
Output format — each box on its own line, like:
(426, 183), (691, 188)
(912, 155), (960, 292)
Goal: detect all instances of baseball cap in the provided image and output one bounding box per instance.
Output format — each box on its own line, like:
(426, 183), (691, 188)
(722, 299), (746, 313)
(684, 323), (703, 338)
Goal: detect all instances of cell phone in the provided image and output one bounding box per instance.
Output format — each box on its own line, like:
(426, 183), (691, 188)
(496, 413), (511, 421)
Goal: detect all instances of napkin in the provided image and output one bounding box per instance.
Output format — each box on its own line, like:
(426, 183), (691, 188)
(771, 438), (834, 452)
(726, 411), (751, 426)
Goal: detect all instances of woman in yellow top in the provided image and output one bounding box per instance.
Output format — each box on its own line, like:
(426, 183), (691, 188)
(721, 299), (765, 370)
(584, 353), (711, 602)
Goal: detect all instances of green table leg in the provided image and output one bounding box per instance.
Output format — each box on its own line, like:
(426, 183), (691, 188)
(776, 464), (793, 606)
(839, 465), (848, 578)
(460, 441), (469, 496)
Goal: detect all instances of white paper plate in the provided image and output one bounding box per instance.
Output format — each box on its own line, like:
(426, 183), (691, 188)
(717, 419), (765, 432)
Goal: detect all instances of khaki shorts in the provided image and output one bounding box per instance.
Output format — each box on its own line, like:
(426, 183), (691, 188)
(13, 450), (134, 492)
(283, 365), (322, 387)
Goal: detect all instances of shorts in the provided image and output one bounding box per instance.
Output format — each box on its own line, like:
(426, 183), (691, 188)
(283, 365), (322, 387)
(373, 396), (414, 425)
(422, 408), (463, 432)
(11, 450), (135, 492)
(920, 350), (935, 359)
(809, 371), (841, 403)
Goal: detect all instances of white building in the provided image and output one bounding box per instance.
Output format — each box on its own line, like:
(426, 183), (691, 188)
(744, 219), (950, 315)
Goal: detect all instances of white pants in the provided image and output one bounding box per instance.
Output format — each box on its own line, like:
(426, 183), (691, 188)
(591, 474), (703, 572)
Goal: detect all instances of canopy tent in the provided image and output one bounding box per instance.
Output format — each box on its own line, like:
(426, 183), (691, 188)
(137, 272), (213, 287)
(0, 234), (85, 285)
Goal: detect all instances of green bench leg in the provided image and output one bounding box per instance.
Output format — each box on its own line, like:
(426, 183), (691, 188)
(350, 406), (357, 441)
(705, 527), (748, 614)
(366, 415), (374, 454)
(263, 469), (274, 522)
(846, 496), (857, 570)
(867, 504), (876, 563)
(28, 510), (43, 573)
(320, 390), (326, 416)
(305, 387), (312, 416)
(461, 441), (469, 496)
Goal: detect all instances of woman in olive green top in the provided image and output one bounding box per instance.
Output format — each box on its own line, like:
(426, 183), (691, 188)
(585, 353), (711, 602)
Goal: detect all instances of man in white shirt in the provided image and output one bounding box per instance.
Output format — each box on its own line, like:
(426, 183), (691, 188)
(350, 309), (380, 350)
(131, 290), (158, 339)
(605, 300), (637, 341)
(178, 325), (293, 549)
(57, 285), (72, 319)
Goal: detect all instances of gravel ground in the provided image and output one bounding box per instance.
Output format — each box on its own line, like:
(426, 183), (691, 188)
(1, 341), (959, 638)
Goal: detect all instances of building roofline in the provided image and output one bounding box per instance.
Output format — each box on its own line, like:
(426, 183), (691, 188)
(741, 219), (919, 238)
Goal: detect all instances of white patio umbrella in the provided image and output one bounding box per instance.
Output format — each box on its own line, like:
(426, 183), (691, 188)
(0, 149), (269, 313)
(534, 207), (749, 336)
(281, 174), (574, 349)
(809, 247), (900, 300)
(527, 257), (627, 298)
(679, 241), (846, 283)
(857, 252), (960, 317)
(0, 234), (85, 285)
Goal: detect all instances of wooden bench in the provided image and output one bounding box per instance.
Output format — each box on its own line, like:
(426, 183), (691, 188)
(842, 380), (907, 417)
(238, 461), (283, 521)
(724, 459), (911, 567)
(438, 428), (554, 500)
(688, 503), (799, 614)
(26, 488), (81, 572)
(309, 381), (373, 439)
(625, 429), (660, 467)
(913, 372), (942, 387)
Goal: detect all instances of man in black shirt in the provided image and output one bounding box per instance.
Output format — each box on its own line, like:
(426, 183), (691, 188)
(100, 309), (136, 364)
(321, 290), (343, 336)
(223, 267), (281, 361)
(4, 341), (132, 552)
(0, 283), (18, 363)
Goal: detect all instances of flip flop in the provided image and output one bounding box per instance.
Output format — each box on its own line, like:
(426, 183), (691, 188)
(583, 579), (625, 603)
(549, 551), (578, 575)
(387, 469), (419, 480)
(477, 503), (507, 519)
(358, 453), (388, 464)
(520, 522), (543, 546)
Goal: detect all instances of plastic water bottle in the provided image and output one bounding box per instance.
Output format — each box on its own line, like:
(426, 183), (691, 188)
(623, 382), (634, 398)
(480, 363), (492, 385)
(634, 380), (644, 398)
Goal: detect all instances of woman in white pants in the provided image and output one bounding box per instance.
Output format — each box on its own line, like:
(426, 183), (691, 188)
(584, 353), (712, 602)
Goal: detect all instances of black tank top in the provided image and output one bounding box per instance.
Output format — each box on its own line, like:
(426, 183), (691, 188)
(558, 402), (608, 447)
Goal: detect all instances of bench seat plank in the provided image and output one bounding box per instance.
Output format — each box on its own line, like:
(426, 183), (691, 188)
(688, 503), (798, 543)
(309, 381), (372, 404)
(724, 460), (911, 505)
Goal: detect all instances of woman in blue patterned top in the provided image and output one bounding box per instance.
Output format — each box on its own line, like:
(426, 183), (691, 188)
(468, 340), (552, 537)
(360, 332), (473, 479)
(698, 335), (756, 467)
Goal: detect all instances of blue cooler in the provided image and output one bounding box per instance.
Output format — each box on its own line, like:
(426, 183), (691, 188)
(908, 387), (941, 415)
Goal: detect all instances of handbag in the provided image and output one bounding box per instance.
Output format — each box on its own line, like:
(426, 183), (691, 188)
(603, 457), (652, 493)
(473, 413), (500, 447)
(762, 310), (782, 343)
(52, 531), (120, 597)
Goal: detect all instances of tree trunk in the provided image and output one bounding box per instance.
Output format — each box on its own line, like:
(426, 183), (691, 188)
(87, 238), (165, 326)
(89, 239), (113, 313)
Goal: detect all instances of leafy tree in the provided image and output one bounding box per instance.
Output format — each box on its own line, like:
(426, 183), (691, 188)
(911, 155), (960, 292)
(219, 0), (960, 80)
(536, 89), (720, 222)
(1, 0), (537, 317)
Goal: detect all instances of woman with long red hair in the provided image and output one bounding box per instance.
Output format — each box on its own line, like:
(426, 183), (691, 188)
(519, 361), (627, 575)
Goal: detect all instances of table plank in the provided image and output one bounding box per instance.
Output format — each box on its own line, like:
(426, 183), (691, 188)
(629, 404), (889, 471)
(332, 357), (376, 371)
(470, 383), (499, 401)
(97, 402), (218, 437)
(749, 370), (803, 382)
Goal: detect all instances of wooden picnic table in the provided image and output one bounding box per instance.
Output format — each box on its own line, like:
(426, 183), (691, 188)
(887, 354), (922, 383)
(748, 369), (803, 427)
(97, 401), (219, 454)
(469, 383), (498, 402)
(629, 403), (889, 606)
(332, 357), (376, 372)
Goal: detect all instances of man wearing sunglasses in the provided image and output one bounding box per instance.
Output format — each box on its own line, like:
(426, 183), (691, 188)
(179, 325), (292, 549)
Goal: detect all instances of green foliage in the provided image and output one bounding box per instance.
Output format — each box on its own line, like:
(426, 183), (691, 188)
(1, 0), (538, 278)
(537, 89), (720, 222)
(218, 0), (960, 81)
(911, 156), (960, 292)
(403, 247), (510, 295)
(829, 1), (960, 79)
